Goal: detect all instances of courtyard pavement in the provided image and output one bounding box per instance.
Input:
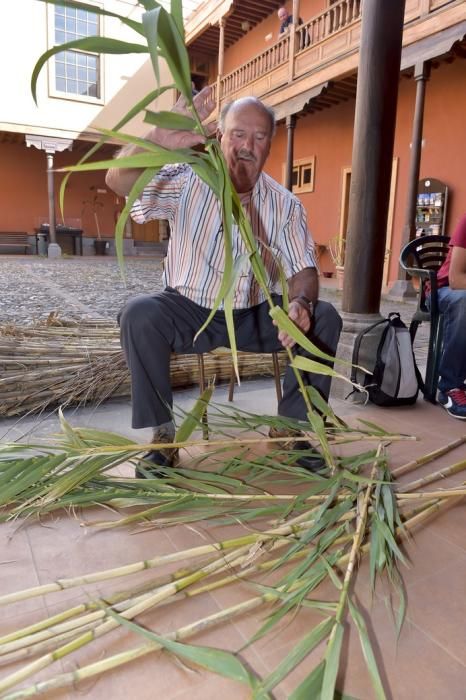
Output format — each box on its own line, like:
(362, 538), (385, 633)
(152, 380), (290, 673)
(0, 254), (464, 700)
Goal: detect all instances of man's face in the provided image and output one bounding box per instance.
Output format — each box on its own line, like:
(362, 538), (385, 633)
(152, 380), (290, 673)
(278, 8), (288, 22)
(219, 102), (273, 193)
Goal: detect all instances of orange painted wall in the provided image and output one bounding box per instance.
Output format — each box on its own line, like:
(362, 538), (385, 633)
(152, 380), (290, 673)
(223, 0), (326, 75)
(0, 142), (121, 237)
(263, 57), (466, 283)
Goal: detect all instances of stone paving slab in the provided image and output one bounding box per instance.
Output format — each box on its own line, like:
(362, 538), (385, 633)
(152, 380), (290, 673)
(0, 255), (419, 320)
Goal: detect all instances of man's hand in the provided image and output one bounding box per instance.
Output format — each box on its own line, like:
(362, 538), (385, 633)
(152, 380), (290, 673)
(106, 86), (216, 196)
(149, 86), (217, 151)
(277, 300), (312, 349)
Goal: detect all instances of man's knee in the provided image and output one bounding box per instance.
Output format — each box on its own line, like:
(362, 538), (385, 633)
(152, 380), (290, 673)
(314, 300), (343, 334)
(118, 294), (167, 334)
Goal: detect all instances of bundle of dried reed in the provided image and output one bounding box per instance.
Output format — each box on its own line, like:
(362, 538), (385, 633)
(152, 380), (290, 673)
(0, 319), (286, 417)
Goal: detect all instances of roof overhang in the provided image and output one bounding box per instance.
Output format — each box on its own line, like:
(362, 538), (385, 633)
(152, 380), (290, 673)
(400, 20), (466, 69)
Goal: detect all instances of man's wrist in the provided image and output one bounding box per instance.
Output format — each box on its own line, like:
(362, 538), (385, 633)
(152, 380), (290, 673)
(289, 295), (314, 317)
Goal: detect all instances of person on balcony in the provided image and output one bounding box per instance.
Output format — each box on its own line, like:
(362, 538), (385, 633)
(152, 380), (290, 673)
(106, 87), (342, 476)
(277, 6), (308, 48)
(434, 213), (466, 419)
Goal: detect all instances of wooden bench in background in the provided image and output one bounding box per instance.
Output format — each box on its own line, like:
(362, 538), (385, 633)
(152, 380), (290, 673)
(0, 232), (31, 254)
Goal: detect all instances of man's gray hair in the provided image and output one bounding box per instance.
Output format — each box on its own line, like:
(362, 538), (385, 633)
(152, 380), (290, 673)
(219, 97), (276, 137)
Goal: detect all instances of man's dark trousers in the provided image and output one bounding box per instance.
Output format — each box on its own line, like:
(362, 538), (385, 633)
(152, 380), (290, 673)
(119, 288), (342, 429)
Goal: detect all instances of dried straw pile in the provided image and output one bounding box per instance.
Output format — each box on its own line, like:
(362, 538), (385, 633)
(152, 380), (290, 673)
(0, 317), (287, 417)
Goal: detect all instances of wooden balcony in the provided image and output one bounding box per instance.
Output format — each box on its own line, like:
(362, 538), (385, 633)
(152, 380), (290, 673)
(210, 0), (464, 112)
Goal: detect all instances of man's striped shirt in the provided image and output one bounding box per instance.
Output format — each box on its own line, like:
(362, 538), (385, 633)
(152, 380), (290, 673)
(131, 164), (318, 309)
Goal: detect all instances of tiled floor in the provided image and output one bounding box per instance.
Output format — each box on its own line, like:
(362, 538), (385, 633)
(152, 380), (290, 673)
(1, 380), (465, 699)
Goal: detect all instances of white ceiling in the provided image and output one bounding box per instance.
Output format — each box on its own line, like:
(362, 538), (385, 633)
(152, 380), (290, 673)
(156, 0), (206, 20)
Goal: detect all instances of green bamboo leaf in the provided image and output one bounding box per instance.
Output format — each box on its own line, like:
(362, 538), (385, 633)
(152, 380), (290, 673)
(143, 7), (191, 99)
(321, 621), (345, 700)
(306, 386), (347, 429)
(375, 518), (408, 566)
(0, 455), (66, 506)
(348, 598), (387, 700)
(142, 8), (162, 87)
(318, 554), (343, 591)
(114, 168), (158, 273)
(246, 551), (343, 648)
(193, 153), (236, 358)
(59, 150), (199, 173)
(355, 419), (392, 435)
(270, 306), (342, 364)
(58, 82), (177, 215)
(258, 617), (335, 693)
(279, 525), (347, 587)
(102, 606), (256, 687)
(138, 0), (159, 9)
(31, 38), (148, 104)
(171, 0), (185, 39)
(144, 110), (198, 131)
(58, 409), (87, 448)
(175, 386), (214, 442)
(288, 659), (325, 700)
(192, 159), (221, 195)
(291, 355), (346, 381)
(381, 483), (395, 532)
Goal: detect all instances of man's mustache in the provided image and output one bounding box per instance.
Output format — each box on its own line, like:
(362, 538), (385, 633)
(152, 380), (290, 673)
(237, 149), (256, 162)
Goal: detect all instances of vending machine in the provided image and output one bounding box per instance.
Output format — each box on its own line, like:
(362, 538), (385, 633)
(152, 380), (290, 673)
(415, 177), (449, 237)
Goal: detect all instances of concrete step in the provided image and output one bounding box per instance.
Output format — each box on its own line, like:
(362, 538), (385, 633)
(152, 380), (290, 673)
(133, 241), (168, 256)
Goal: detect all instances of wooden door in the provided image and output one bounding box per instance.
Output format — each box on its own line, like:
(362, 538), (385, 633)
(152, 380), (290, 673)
(132, 219), (160, 242)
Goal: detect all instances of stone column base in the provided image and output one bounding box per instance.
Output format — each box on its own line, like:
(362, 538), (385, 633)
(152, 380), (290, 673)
(47, 242), (62, 259)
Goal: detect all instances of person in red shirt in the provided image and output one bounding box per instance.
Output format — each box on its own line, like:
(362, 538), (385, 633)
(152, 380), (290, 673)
(434, 213), (466, 418)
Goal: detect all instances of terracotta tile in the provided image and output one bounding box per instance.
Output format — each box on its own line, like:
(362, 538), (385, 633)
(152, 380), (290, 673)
(426, 499), (466, 552)
(0, 523), (43, 620)
(261, 597), (466, 700)
(395, 527), (466, 588)
(169, 675), (252, 700)
(401, 556), (466, 666)
(23, 509), (178, 609)
(336, 601), (466, 700)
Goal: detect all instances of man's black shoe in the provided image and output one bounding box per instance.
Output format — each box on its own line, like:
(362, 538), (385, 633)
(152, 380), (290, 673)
(135, 448), (179, 479)
(289, 440), (326, 473)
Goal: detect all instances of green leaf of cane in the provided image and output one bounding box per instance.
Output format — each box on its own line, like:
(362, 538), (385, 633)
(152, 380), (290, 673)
(102, 606), (256, 688)
(288, 659), (325, 700)
(348, 598), (387, 699)
(321, 621), (345, 700)
(258, 617), (335, 693)
(144, 110), (197, 131)
(175, 386), (214, 442)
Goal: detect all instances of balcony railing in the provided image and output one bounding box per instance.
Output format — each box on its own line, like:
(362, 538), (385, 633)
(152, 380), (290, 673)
(297, 0), (362, 51)
(211, 0), (460, 105)
(220, 34), (290, 97)
(214, 0), (362, 102)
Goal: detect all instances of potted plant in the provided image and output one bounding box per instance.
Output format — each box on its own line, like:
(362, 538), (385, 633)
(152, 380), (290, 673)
(328, 235), (346, 290)
(82, 186), (107, 255)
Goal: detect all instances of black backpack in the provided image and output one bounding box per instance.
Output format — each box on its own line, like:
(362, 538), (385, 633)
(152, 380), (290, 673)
(349, 312), (423, 407)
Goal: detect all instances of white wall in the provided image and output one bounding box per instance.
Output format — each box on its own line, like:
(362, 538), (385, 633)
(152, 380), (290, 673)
(0, 0), (148, 139)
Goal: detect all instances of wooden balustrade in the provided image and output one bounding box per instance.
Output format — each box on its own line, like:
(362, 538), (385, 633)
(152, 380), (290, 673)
(297, 0), (362, 55)
(219, 35), (290, 99)
(210, 0), (458, 103)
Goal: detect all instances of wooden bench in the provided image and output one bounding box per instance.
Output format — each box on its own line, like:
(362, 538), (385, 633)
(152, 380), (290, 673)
(0, 232), (31, 254)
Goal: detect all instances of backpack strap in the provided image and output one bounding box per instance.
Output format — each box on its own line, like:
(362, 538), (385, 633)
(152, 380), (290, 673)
(349, 317), (388, 385)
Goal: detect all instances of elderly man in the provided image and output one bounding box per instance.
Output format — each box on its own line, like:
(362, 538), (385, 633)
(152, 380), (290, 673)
(106, 88), (342, 476)
(277, 6), (308, 48)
